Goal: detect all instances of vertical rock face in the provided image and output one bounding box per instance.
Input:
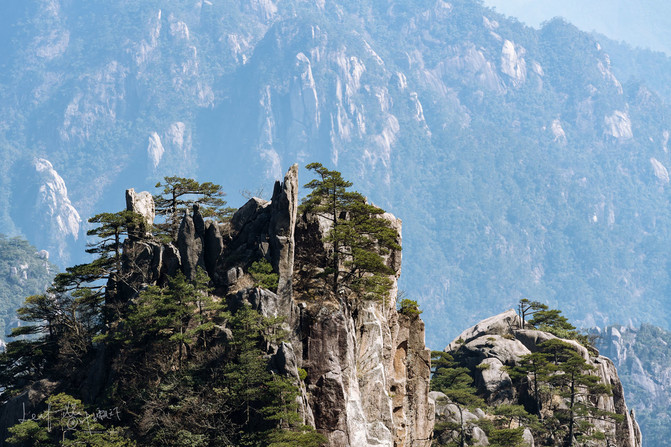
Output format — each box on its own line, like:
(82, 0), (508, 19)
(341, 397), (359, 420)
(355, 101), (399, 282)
(177, 213), (204, 280)
(269, 163), (298, 301)
(125, 188), (155, 227)
(219, 165), (435, 446)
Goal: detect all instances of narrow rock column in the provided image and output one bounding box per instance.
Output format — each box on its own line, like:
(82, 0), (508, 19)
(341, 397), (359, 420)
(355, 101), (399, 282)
(270, 164), (299, 302)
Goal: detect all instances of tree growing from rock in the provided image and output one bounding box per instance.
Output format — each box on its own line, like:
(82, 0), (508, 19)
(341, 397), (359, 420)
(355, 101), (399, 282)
(517, 298), (548, 329)
(545, 341), (620, 447)
(509, 339), (621, 446)
(154, 176), (234, 237)
(506, 351), (553, 417)
(431, 351), (486, 447)
(0, 210), (146, 394)
(300, 162), (400, 302)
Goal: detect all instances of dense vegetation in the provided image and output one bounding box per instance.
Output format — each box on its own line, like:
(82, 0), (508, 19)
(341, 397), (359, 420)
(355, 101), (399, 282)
(0, 178), (328, 446)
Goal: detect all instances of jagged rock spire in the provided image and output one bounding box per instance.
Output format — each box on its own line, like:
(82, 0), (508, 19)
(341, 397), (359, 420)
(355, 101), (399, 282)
(125, 188), (155, 228)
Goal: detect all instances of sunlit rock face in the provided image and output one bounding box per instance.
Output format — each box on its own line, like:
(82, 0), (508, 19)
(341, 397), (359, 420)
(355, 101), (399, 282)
(442, 311), (642, 447)
(25, 158), (81, 264)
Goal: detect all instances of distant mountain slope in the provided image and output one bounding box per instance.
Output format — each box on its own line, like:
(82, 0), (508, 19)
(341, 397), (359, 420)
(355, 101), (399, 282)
(3, 0), (671, 347)
(596, 324), (671, 447)
(484, 0), (671, 56)
(0, 235), (54, 340)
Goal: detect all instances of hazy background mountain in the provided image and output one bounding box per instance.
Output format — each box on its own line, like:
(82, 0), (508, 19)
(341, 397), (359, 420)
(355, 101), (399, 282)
(0, 235), (54, 342)
(484, 0), (671, 55)
(595, 323), (671, 446)
(3, 0), (671, 355)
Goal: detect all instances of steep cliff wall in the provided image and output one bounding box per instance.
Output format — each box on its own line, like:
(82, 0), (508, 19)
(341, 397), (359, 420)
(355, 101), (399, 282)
(120, 165), (435, 446)
(219, 165), (435, 446)
(595, 324), (671, 446)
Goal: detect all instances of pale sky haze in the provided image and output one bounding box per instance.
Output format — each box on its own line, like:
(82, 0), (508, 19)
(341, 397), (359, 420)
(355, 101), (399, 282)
(483, 0), (671, 55)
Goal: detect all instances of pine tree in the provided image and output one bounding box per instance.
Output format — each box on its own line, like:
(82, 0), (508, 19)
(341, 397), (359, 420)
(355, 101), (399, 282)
(154, 177), (234, 237)
(123, 268), (222, 368)
(431, 351), (486, 447)
(517, 298), (548, 329)
(545, 342), (618, 447)
(300, 162), (400, 301)
(507, 351), (552, 416)
(50, 210), (145, 326)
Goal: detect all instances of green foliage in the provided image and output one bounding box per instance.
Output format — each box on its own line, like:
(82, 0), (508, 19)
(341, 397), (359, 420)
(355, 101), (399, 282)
(300, 163), (400, 302)
(526, 306), (594, 347)
(488, 427), (525, 447)
(87, 211), (147, 257)
(431, 351), (485, 447)
(154, 177), (234, 238)
(108, 282), (322, 446)
(120, 268), (221, 367)
(6, 393), (135, 446)
(517, 299), (548, 329)
(249, 259), (279, 292)
(398, 298), (422, 317)
(507, 339), (620, 446)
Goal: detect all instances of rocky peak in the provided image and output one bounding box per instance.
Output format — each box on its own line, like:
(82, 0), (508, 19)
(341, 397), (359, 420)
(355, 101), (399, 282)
(146, 165), (434, 446)
(93, 166), (435, 446)
(125, 187), (155, 227)
(441, 311), (642, 447)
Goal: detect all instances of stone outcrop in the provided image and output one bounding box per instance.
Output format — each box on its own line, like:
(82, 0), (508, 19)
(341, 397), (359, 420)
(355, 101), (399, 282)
(0, 166), (434, 447)
(442, 310), (642, 447)
(177, 212), (205, 280)
(115, 165), (435, 446)
(125, 188), (155, 227)
(220, 165), (434, 446)
(269, 164), (298, 301)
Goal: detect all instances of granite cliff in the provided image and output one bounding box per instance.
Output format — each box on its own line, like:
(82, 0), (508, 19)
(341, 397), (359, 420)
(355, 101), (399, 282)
(0, 165), (434, 446)
(433, 310), (642, 447)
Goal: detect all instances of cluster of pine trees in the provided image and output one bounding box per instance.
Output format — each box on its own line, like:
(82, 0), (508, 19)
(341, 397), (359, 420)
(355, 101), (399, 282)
(431, 303), (622, 447)
(0, 163), (404, 446)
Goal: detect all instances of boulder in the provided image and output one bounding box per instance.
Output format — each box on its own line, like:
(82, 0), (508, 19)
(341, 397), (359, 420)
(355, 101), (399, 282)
(478, 357), (514, 403)
(447, 309), (519, 351)
(523, 428), (535, 447)
(231, 197), (270, 232)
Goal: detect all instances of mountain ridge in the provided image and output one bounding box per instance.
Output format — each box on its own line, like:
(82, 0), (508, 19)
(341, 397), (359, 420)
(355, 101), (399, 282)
(3, 0), (671, 348)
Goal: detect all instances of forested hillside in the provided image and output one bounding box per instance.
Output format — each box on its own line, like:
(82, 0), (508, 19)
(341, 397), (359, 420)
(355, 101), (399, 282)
(3, 0), (671, 347)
